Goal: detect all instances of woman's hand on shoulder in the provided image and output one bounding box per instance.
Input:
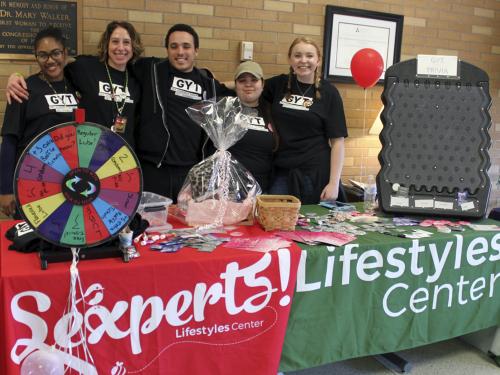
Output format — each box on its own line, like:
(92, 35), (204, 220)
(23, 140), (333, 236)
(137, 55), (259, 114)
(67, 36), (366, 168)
(222, 80), (235, 90)
(0, 194), (16, 217)
(6, 73), (28, 105)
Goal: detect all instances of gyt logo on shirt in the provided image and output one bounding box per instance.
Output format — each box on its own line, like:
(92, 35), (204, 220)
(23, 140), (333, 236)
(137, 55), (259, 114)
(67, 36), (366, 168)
(98, 81), (133, 103)
(44, 93), (78, 113)
(246, 116), (269, 132)
(171, 76), (203, 100)
(279, 95), (313, 111)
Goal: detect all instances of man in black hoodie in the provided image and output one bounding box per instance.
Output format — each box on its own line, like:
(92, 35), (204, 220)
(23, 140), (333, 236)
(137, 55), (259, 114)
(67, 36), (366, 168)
(133, 24), (232, 202)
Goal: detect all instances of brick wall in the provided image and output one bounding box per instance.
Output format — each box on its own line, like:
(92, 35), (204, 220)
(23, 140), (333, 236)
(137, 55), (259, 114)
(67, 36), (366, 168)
(0, 0), (498, 219)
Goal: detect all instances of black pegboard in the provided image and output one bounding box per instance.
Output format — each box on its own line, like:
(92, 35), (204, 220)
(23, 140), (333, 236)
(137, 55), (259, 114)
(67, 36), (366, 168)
(377, 59), (492, 218)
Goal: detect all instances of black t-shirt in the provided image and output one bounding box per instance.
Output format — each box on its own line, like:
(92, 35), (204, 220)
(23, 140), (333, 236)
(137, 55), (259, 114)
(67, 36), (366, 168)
(65, 55), (140, 147)
(1, 74), (78, 157)
(162, 66), (210, 165)
(228, 102), (274, 191)
(1, 74), (78, 194)
(133, 58), (233, 167)
(263, 74), (347, 169)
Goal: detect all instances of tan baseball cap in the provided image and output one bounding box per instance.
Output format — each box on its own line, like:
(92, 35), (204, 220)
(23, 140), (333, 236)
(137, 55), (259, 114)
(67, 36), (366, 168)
(234, 61), (264, 80)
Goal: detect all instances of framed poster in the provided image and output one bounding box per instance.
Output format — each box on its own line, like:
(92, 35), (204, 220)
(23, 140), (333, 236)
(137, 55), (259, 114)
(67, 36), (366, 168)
(323, 5), (404, 83)
(0, 0), (81, 60)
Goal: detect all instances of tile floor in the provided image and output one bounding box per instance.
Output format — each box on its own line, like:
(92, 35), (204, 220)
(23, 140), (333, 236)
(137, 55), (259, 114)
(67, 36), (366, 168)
(282, 338), (499, 375)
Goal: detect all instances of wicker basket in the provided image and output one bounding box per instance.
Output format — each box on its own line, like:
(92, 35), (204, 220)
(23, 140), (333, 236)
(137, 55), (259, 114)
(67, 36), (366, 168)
(256, 195), (301, 231)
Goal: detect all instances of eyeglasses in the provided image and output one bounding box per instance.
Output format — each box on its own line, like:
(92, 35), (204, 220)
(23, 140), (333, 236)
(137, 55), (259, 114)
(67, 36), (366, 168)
(35, 49), (64, 62)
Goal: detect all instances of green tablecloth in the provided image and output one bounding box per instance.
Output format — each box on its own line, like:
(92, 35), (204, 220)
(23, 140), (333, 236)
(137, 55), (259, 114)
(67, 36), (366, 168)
(279, 206), (500, 371)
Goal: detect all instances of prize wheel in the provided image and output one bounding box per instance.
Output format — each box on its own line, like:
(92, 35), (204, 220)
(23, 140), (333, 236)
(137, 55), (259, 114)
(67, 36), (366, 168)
(14, 122), (143, 248)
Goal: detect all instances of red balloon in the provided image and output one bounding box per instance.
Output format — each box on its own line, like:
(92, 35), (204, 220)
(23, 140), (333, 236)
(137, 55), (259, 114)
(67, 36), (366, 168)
(350, 48), (384, 89)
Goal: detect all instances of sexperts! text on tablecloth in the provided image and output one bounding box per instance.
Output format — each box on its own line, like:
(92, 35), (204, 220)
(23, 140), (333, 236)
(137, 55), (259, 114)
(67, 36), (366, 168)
(9, 250), (293, 374)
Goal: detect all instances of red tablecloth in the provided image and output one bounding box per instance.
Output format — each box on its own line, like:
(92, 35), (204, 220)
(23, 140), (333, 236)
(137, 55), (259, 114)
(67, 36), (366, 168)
(0, 221), (301, 375)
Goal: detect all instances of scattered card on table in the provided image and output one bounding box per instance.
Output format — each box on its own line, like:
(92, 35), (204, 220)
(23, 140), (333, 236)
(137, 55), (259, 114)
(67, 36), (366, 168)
(223, 236), (291, 252)
(467, 224), (500, 231)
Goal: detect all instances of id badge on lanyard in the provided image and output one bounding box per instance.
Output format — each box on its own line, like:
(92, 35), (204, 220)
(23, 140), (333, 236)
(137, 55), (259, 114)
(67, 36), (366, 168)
(112, 115), (127, 133)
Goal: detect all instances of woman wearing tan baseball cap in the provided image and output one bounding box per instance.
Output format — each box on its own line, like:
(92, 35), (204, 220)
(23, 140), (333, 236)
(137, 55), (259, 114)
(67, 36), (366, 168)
(229, 61), (277, 192)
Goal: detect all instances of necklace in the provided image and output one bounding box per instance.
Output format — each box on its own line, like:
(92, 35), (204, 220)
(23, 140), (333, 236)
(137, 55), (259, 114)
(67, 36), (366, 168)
(105, 62), (129, 115)
(295, 79), (314, 108)
(39, 72), (68, 94)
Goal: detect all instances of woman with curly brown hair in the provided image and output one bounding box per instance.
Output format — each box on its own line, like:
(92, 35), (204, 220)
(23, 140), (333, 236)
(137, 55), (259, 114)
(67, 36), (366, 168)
(6, 20), (144, 147)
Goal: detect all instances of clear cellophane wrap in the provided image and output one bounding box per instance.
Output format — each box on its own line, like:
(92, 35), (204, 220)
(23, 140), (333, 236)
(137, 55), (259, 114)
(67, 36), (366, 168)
(177, 97), (261, 227)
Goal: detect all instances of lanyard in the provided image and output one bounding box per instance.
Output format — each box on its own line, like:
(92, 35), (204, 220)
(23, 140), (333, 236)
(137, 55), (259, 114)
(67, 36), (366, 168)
(105, 62), (128, 115)
(39, 72), (68, 94)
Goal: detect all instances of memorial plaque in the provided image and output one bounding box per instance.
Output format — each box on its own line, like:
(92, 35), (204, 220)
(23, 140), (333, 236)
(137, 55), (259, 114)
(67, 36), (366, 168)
(0, 0), (78, 60)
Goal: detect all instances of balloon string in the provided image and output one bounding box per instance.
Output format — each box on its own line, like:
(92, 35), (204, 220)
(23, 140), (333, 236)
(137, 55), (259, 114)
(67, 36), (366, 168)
(362, 88), (368, 181)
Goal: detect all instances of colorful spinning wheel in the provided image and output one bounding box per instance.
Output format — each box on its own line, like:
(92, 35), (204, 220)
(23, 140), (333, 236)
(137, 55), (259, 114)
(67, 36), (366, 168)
(14, 122), (142, 248)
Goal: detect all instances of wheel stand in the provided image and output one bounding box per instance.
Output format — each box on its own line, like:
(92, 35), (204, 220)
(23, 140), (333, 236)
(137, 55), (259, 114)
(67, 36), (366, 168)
(39, 244), (129, 270)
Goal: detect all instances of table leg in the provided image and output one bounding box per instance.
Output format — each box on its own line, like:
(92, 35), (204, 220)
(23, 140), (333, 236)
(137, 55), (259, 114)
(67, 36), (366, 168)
(488, 351), (499, 367)
(374, 352), (412, 373)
